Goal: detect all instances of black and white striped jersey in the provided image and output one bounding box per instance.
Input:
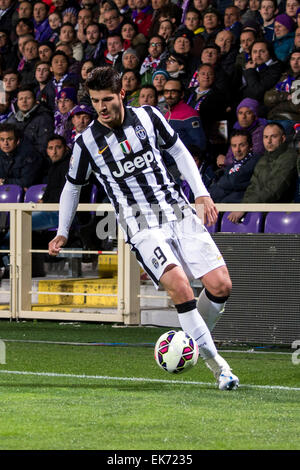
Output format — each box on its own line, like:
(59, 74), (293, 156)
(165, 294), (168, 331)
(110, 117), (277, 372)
(66, 105), (209, 241)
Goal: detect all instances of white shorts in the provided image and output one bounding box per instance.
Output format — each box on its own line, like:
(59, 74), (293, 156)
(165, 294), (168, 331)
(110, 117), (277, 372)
(129, 213), (225, 289)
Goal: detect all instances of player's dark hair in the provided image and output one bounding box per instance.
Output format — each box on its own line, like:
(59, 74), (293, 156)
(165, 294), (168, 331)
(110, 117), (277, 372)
(86, 66), (122, 93)
(230, 129), (252, 147)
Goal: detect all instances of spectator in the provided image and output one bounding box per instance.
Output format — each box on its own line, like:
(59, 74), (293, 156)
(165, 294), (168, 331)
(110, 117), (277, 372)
(201, 6), (223, 43)
(48, 50), (79, 100)
(68, 104), (94, 139)
(34, 61), (55, 110)
(0, 0), (18, 32)
(122, 47), (141, 72)
(14, 17), (34, 39)
(120, 20), (148, 59)
(62, 7), (78, 26)
(259, 0), (277, 41)
(285, 0), (300, 22)
(48, 10), (63, 44)
(215, 29), (239, 78)
(0, 123), (43, 188)
(77, 59), (95, 102)
(76, 8), (93, 44)
(100, 33), (124, 70)
(238, 39), (282, 102)
(165, 52), (189, 87)
(273, 13), (296, 62)
(208, 129), (260, 202)
(83, 22), (106, 63)
(6, 86), (54, 156)
(164, 78), (206, 151)
(235, 27), (257, 68)
(102, 6), (124, 35)
(33, 1), (52, 42)
(17, 1), (33, 21)
(19, 38), (40, 86)
(139, 34), (167, 82)
(57, 22), (84, 62)
(122, 68), (141, 106)
(138, 83), (158, 106)
(3, 69), (21, 103)
(54, 87), (77, 146)
(223, 5), (243, 39)
(157, 18), (175, 42)
(132, 0), (153, 38)
(26, 135), (72, 233)
(217, 97), (267, 168)
(171, 27), (200, 81)
(38, 41), (56, 63)
(55, 42), (81, 75)
(151, 68), (169, 112)
(240, 0), (262, 24)
(227, 122), (298, 222)
(186, 63), (228, 135)
(264, 48), (300, 134)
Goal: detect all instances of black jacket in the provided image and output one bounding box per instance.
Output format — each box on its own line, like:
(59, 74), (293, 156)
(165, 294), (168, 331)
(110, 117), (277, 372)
(0, 136), (44, 188)
(42, 153), (71, 203)
(7, 103), (54, 155)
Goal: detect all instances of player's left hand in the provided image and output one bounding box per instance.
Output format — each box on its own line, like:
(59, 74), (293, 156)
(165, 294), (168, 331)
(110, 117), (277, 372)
(195, 196), (218, 226)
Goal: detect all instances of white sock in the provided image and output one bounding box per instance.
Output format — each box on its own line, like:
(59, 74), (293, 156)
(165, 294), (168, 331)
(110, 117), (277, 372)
(197, 288), (227, 332)
(176, 300), (218, 361)
(206, 353), (231, 377)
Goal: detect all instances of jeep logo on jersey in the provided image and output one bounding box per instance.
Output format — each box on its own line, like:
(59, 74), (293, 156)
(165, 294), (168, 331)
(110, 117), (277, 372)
(135, 125), (147, 140)
(112, 150), (154, 178)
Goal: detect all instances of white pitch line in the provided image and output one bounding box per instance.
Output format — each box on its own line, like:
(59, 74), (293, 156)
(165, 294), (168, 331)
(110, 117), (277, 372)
(0, 369), (300, 392)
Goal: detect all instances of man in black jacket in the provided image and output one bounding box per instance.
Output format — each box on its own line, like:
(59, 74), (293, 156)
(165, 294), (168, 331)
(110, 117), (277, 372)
(0, 123), (43, 188)
(7, 86), (54, 156)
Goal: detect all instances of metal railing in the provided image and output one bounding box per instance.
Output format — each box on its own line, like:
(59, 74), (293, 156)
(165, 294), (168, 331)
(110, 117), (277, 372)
(0, 203), (299, 326)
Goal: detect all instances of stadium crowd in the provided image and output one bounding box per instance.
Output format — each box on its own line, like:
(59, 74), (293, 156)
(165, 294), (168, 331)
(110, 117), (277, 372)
(0, 0), (299, 211)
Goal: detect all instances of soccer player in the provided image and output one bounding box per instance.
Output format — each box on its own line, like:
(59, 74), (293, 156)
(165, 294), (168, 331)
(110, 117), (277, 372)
(48, 66), (239, 391)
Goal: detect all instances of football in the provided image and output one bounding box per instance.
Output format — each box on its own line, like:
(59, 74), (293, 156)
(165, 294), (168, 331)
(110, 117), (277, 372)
(154, 330), (199, 374)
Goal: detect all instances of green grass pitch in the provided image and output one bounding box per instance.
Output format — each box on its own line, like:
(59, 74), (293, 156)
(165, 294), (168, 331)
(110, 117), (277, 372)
(0, 320), (299, 450)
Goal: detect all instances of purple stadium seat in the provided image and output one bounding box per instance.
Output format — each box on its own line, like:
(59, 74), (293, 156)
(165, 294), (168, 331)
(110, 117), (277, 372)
(0, 184), (23, 203)
(264, 212), (300, 234)
(24, 184), (47, 203)
(220, 211), (264, 233)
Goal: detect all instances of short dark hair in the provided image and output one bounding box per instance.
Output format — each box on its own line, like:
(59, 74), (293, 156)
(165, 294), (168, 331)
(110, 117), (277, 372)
(2, 69), (21, 82)
(250, 39), (275, 59)
(264, 122), (286, 135)
(17, 85), (35, 98)
(50, 50), (70, 65)
(47, 134), (67, 147)
(140, 84), (158, 101)
(0, 123), (20, 140)
(164, 77), (184, 92)
(230, 129), (252, 147)
(86, 66), (122, 93)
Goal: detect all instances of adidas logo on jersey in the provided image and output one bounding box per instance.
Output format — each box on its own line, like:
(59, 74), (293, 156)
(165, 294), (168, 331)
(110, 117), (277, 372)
(112, 150), (154, 178)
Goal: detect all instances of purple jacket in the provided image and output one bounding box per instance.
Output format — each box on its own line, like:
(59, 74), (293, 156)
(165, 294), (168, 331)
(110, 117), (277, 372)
(34, 18), (52, 42)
